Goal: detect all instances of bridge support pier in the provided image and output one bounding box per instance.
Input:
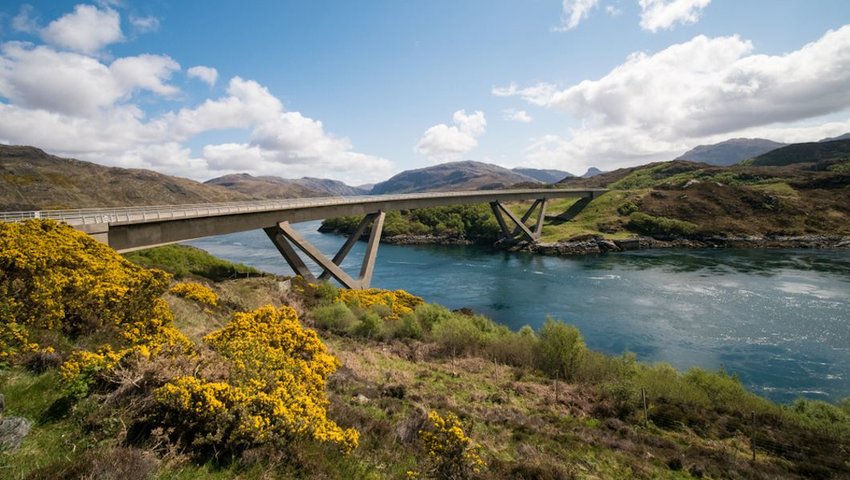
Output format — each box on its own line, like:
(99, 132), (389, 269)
(489, 199), (548, 242)
(263, 211), (386, 289)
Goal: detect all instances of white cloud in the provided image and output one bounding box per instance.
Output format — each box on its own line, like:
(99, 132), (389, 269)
(495, 25), (850, 173)
(0, 43), (179, 116)
(129, 15), (159, 33)
(503, 108), (533, 123)
(415, 110), (487, 161)
(605, 5), (623, 16)
(639, 0), (711, 32)
(12, 4), (40, 33)
(187, 65), (218, 87)
(554, 0), (599, 31)
(40, 4), (123, 54)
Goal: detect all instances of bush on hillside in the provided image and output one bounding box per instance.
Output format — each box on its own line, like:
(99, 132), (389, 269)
(534, 318), (586, 381)
(626, 212), (698, 238)
(154, 305), (359, 457)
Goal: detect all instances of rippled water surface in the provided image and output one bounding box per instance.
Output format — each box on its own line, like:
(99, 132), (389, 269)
(189, 222), (850, 403)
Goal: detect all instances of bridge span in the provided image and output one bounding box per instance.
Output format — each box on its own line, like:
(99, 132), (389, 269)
(1, 188), (605, 289)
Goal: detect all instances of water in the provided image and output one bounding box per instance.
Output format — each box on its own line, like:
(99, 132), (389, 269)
(188, 221), (850, 403)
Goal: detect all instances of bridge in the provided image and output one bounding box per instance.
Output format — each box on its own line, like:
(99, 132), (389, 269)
(1, 188), (605, 289)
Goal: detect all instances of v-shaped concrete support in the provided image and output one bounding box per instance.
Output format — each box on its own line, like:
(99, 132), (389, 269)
(490, 199), (548, 242)
(264, 211), (386, 289)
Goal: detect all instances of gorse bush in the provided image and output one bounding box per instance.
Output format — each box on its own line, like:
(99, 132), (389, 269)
(154, 305), (359, 456)
(0, 220), (190, 385)
(417, 410), (484, 480)
(169, 282), (218, 307)
(339, 288), (423, 321)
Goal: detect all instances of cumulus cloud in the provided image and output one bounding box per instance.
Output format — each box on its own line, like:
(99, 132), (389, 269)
(0, 43), (179, 116)
(40, 4), (123, 54)
(639, 0), (711, 32)
(554, 0), (599, 31)
(503, 108), (533, 123)
(415, 110), (487, 161)
(0, 18), (391, 185)
(494, 25), (850, 173)
(187, 65), (218, 87)
(129, 15), (160, 33)
(12, 4), (40, 33)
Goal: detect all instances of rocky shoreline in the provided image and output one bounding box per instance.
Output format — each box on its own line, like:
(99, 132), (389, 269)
(377, 233), (850, 256)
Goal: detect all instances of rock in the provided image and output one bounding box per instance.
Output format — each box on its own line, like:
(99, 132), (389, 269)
(597, 239), (620, 253)
(355, 394), (370, 404)
(682, 179), (701, 189)
(0, 417), (33, 451)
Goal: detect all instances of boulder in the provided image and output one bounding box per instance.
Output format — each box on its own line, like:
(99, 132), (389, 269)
(0, 417), (33, 451)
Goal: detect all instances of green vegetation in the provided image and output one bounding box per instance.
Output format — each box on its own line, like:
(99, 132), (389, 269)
(124, 244), (264, 281)
(321, 204), (500, 242)
(626, 212), (699, 238)
(3, 220), (850, 478)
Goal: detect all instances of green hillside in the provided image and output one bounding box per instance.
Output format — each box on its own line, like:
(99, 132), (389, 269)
(747, 139), (850, 167)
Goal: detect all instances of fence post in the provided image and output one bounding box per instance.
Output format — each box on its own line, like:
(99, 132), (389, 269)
(641, 388), (648, 427)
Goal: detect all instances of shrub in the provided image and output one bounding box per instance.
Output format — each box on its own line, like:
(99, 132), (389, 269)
(353, 311), (383, 339)
(417, 411), (484, 479)
(430, 315), (485, 356)
(534, 318), (586, 381)
(485, 325), (537, 368)
(169, 282), (218, 307)
(626, 212), (698, 238)
(616, 201), (640, 216)
(154, 305), (358, 457)
(312, 303), (357, 333)
(414, 303), (455, 332)
(316, 281), (340, 305)
(339, 288), (424, 321)
(0, 220), (190, 384)
(390, 314), (424, 339)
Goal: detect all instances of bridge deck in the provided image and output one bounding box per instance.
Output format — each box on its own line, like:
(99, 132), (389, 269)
(0, 188), (606, 252)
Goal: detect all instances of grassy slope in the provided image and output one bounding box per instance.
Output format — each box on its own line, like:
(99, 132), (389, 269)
(3, 246), (850, 479)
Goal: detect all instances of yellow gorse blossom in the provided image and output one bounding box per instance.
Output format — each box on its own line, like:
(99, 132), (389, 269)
(169, 282), (218, 307)
(338, 288), (424, 320)
(419, 410), (485, 478)
(154, 305), (359, 454)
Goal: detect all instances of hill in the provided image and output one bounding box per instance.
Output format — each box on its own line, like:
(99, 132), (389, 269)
(512, 167), (573, 183)
(206, 173), (368, 198)
(0, 145), (249, 210)
(819, 132), (850, 142)
(676, 138), (786, 166)
(582, 167), (604, 178)
(370, 160), (539, 194)
(748, 138), (850, 167)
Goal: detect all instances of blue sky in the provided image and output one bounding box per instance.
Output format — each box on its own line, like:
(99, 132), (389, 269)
(1, 1), (850, 184)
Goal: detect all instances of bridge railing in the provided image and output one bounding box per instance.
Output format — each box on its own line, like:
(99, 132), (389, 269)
(0, 189), (604, 226)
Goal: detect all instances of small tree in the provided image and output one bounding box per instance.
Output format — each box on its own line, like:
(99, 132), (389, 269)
(535, 317), (586, 382)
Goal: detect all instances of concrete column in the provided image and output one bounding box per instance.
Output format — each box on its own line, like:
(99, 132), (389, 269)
(264, 226), (317, 283)
(359, 211), (385, 288)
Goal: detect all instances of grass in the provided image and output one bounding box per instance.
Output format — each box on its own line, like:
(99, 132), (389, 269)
(534, 191), (648, 241)
(123, 244), (265, 282)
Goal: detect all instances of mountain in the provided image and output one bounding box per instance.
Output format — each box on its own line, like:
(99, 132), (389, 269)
(511, 168), (573, 183)
(582, 167), (604, 178)
(676, 138), (786, 166)
(0, 145), (249, 211)
(819, 132), (850, 142)
(206, 173), (368, 198)
(748, 138), (850, 167)
(370, 160), (539, 194)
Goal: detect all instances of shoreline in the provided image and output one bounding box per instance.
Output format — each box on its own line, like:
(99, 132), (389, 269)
(377, 232), (850, 255)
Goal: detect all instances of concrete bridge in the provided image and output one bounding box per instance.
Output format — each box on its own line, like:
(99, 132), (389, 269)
(1, 188), (605, 289)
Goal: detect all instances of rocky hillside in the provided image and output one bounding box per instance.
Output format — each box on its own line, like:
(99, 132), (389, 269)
(676, 138), (786, 166)
(0, 145), (249, 211)
(512, 167), (573, 183)
(205, 173), (368, 198)
(748, 138), (850, 167)
(371, 160), (539, 194)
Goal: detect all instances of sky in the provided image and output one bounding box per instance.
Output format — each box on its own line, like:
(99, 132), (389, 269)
(1, 1), (850, 185)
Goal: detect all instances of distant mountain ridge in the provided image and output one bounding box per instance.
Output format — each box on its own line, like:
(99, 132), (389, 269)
(676, 138), (787, 166)
(582, 167), (604, 178)
(0, 145), (249, 211)
(205, 173), (368, 198)
(748, 138), (850, 167)
(511, 168), (573, 183)
(371, 160), (539, 194)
